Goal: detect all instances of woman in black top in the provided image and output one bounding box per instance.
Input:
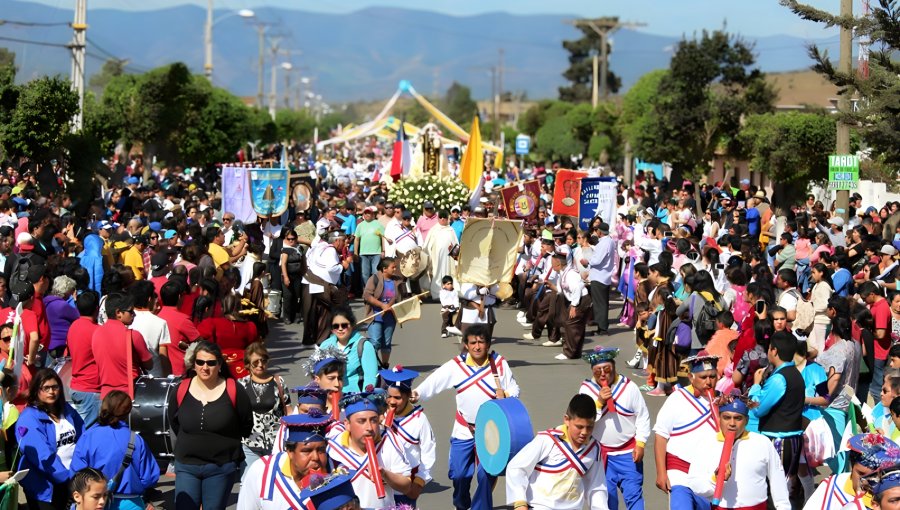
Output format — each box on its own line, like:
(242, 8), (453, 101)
(279, 228), (305, 324)
(169, 341), (253, 510)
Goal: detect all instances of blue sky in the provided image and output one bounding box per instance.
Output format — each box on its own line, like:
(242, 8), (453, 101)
(22, 0), (843, 38)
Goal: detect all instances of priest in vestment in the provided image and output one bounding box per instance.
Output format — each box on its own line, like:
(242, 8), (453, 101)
(423, 209), (459, 300)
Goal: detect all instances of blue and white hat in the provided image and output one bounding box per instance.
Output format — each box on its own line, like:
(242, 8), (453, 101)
(280, 409), (333, 444)
(378, 365), (419, 391)
(294, 383), (328, 407)
(582, 346), (619, 366)
(683, 354), (720, 373)
(300, 468), (357, 510)
(340, 387), (386, 417)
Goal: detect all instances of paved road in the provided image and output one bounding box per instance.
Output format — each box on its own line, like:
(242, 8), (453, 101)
(154, 300), (675, 509)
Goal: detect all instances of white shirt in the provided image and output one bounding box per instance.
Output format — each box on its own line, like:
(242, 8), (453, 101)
(262, 222), (282, 256)
(327, 429), (411, 509)
(804, 472), (859, 510)
(687, 431), (790, 510)
(459, 283), (499, 324)
(387, 405), (437, 483)
(237, 452), (310, 510)
(306, 243), (341, 294)
(652, 385), (719, 488)
(440, 288), (460, 310)
(579, 376), (651, 453)
(559, 266), (587, 306)
(238, 252), (260, 294)
(505, 428), (608, 510)
(55, 417), (77, 469)
(131, 310), (171, 377)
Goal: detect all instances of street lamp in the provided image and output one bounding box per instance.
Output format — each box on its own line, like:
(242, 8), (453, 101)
(204, 1), (254, 79)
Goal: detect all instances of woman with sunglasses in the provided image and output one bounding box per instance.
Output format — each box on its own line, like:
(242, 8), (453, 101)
(319, 306), (378, 393)
(168, 341), (253, 510)
(237, 342), (289, 476)
(279, 228), (305, 324)
(16, 368), (84, 510)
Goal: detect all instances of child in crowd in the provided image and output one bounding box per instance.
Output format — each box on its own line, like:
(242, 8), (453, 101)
(887, 396), (900, 442)
(70, 468), (108, 510)
(705, 310), (739, 378)
(439, 275), (460, 338)
(890, 343), (900, 369)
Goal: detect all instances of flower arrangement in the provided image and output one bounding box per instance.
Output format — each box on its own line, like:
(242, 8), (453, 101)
(387, 174), (470, 212)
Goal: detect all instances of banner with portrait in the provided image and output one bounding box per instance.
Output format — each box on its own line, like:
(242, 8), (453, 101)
(579, 178), (619, 231)
(551, 169), (588, 218)
(500, 179), (541, 221)
(249, 168), (290, 218)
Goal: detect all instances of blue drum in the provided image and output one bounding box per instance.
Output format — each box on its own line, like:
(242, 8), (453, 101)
(474, 398), (534, 476)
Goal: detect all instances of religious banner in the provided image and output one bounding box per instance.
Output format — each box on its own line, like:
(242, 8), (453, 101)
(456, 218), (524, 286)
(551, 169), (588, 218)
(221, 166), (257, 223)
(500, 179), (541, 221)
(578, 178), (618, 231)
(249, 167), (290, 218)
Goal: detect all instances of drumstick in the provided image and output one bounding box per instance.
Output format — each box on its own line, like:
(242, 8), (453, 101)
(712, 430), (736, 506)
(488, 351), (504, 398)
(330, 391), (340, 421)
(601, 379), (615, 414)
(364, 436), (387, 499)
(707, 390), (720, 432)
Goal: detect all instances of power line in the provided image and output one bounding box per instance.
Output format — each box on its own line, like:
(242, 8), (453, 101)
(0, 35), (70, 49)
(0, 19), (71, 27)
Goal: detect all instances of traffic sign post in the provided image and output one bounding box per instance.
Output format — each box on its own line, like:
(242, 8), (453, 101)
(827, 154), (859, 191)
(515, 135), (530, 180)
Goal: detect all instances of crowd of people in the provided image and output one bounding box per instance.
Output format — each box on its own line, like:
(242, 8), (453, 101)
(0, 147), (899, 510)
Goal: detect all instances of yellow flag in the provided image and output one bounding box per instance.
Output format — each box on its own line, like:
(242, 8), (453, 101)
(494, 150), (504, 171)
(459, 116), (484, 191)
(391, 295), (422, 326)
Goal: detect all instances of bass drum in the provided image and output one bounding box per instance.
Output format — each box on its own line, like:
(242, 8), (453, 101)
(131, 376), (181, 459)
(49, 357), (72, 400)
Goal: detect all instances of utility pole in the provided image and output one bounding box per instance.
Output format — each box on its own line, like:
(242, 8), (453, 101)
(565, 17), (646, 105)
(204, 0), (213, 79)
(70, 0), (87, 131)
(267, 36), (283, 119)
(254, 24), (268, 109)
(495, 48), (504, 142)
(835, 0), (853, 221)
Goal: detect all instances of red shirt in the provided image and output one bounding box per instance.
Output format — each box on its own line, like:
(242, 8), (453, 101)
(151, 275), (168, 300)
(91, 320), (151, 398)
(157, 306), (201, 377)
(30, 292), (50, 350)
(872, 297), (892, 360)
(68, 316), (100, 393)
(0, 306), (39, 354)
(178, 289), (199, 316)
(198, 317), (258, 350)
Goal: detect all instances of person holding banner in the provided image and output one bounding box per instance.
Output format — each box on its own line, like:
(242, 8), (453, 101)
(412, 324), (520, 510)
(363, 257), (406, 368)
(326, 390), (414, 508)
(579, 347), (650, 510)
(686, 392), (790, 510)
(505, 393), (607, 510)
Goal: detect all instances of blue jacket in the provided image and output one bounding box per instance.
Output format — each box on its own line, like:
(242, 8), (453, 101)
(15, 403), (84, 501)
(79, 234), (104, 293)
(70, 421), (160, 496)
(320, 332), (378, 393)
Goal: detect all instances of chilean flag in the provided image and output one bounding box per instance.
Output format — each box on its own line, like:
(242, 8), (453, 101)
(390, 121), (411, 182)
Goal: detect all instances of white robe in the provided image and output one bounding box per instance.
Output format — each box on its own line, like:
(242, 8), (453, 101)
(423, 224), (459, 299)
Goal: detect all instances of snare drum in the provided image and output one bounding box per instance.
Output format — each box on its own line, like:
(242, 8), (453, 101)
(49, 356), (72, 400)
(131, 376), (181, 459)
(266, 289), (282, 316)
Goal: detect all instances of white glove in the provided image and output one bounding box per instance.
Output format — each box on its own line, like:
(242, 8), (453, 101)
(478, 287), (488, 295)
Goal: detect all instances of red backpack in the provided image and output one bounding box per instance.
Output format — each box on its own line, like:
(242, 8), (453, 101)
(176, 377), (238, 407)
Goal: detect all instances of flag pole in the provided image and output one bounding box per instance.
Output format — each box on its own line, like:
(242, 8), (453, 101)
(357, 291), (430, 324)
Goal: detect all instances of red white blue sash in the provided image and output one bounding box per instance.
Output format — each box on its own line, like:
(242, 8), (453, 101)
(393, 407), (424, 445)
(259, 452), (309, 509)
(534, 429), (598, 477)
(671, 386), (717, 436)
(452, 354), (499, 399)
(822, 475), (851, 509)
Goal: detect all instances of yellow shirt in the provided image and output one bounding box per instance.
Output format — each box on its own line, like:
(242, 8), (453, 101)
(122, 245), (145, 280)
(208, 243), (229, 268)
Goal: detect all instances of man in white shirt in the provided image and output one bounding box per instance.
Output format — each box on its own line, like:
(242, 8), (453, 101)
(129, 280), (171, 377)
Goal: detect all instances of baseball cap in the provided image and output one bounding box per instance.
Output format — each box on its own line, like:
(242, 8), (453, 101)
(828, 217), (845, 227)
(97, 220), (114, 231)
(148, 222), (162, 232)
(423, 200), (435, 209)
(881, 244), (899, 257)
(363, 206), (377, 214)
(163, 229), (177, 240)
(401, 211), (413, 220)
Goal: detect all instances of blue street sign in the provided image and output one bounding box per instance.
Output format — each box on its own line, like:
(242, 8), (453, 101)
(515, 134), (530, 155)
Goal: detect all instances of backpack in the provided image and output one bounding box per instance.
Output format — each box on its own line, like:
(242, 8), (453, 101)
(794, 296), (816, 332)
(692, 293), (722, 346)
(176, 377), (238, 407)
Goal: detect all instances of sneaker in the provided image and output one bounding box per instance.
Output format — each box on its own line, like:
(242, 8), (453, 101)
(647, 387), (668, 397)
(523, 333), (535, 341)
(639, 384), (654, 392)
(625, 355), (641, 369)
(554, 353), (569, 360)
(517, 311), (526, 319)
(542, 340), (562, 347)
(446, 326), (463, 336)
(441, 333), (448, 338)
(521, 322), (533, 328)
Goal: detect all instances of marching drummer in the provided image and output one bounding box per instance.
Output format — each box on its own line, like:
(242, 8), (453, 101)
(652, 354), (720, 510)
(326, 390), (414, 509)
(237, 412), (335, 510)
(505, 393), (608, 510)
(411, 324), (520, 510)
(579, 347), (650, 510)
(379, 365), (436, 507)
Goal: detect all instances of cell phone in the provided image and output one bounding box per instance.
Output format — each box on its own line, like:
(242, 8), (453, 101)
(715, 263), (725, 270)
(664, 231), (673, 238)
(756, 300), (766, 314)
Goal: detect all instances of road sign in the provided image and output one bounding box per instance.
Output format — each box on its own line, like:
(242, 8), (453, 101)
(828, 154), (860, 190)
(515, 134), (530, 155)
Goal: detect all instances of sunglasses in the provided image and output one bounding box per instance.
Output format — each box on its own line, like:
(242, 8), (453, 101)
(250, 359), (268, 368)
(0, 336), (10, 342)
(331, 322), (351, 330)
(40, 384), (61, 393)
(194, 359), (219, 367)
(223, 218), (234, 222)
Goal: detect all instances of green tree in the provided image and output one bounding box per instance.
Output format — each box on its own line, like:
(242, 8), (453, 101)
(174, 77), (256, 166)
(275, 109), (317, 141)
(442, 82), (477, 127)
(636, 30), (775, 180)
(737, 112), (836, 204)
(0, 75), (78, 162)
(535, 115), (584, 162)
(88, 58), (127, 96)
(560, 22), (621, 102)
(0, 50), (18, 130)
(618, 69), (667, 150)
(781, 0), (900, 173)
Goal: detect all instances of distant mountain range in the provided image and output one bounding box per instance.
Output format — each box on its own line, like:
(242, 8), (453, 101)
(4, 1), (843, 103)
